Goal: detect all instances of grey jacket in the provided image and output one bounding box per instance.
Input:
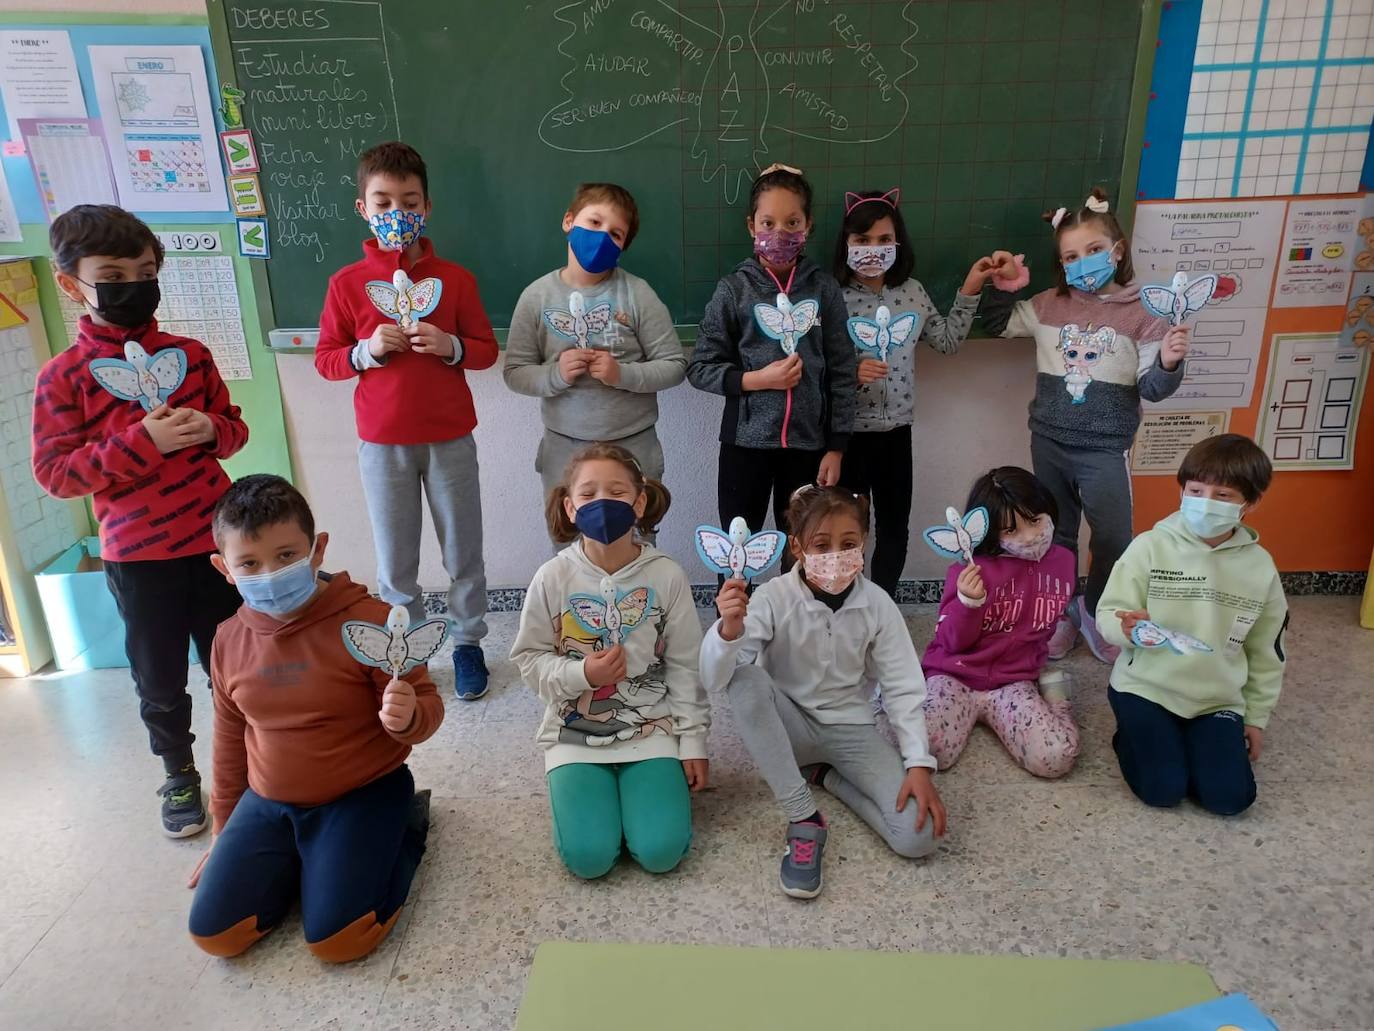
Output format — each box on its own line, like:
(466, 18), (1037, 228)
(688, 258), (856, 451)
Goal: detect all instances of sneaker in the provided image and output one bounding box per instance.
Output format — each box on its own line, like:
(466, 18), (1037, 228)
(1039, 669), (1072, 704)
(780, 817), (827, 899)
(1047, 614), (1078, 660)
(157, 767), (208, 838)
(409, 788), (433, 839)
(1077, 603), (1121, 664)
(453, 645), (489, 700)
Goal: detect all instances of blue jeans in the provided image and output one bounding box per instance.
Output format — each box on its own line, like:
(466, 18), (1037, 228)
(1109, 688), (1256, 816)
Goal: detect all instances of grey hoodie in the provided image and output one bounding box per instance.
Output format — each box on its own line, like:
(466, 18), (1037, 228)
(688, 257), (856, 452)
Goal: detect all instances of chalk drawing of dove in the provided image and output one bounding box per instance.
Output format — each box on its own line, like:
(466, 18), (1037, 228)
(568, 577), (653, 647)
(89, 340), (187, 412)
(754, 292), (820, 356)
(922, 506), (990, 565)
(1140, 271), (1218, 326)
(342, 604), (450, 676)
(846, 305), (921, 363)
(695, 516), (785, 582)
(543, 290), (613, 348)
(364, 268), (442, 331)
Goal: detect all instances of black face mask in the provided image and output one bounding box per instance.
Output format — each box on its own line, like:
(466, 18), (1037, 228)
(77, 278), (161, 328)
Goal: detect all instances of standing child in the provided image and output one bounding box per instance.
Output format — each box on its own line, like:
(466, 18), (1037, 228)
(688, 164), (856, 548)
(34, 205), (248, 838)
(315, 142), (499, 700)
(920, 467), (1079, 778)
(833, 188), (1013, 596)
(982, 188), (1192, 664)
(1096, 435), (1287, 816)
(189, 475), (442, 961)
(504, 183), (685, 526)
(511, 443), (709, 880)
(700, 486), (945, 899)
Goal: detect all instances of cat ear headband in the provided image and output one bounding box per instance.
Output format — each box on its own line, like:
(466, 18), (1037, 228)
(844, 188), (901, 215)
(1050, 194), (1110, 230)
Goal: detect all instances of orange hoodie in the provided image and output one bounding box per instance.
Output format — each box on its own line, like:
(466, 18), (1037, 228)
(209, 571), (444, 833)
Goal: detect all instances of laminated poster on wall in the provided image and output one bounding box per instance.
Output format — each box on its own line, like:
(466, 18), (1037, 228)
(1130, 410), (1229, 475)
(0, 30), (85, 142)
(1256, 333), (1369, 472)
(19, 117), (116, 219)
(1273, 199), (1361, 308)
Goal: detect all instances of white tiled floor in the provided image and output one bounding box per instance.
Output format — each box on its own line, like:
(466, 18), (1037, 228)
(1, 597), (1370, 1030)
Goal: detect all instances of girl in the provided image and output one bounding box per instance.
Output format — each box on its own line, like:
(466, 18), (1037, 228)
(921, 467), (1080, 778)
(688, 164), (856, 552)
(982, 188), (1192, 664)
(699, 486), (945, 900)
(832, 188), (1014, 597)
(510, 443), (710, 880)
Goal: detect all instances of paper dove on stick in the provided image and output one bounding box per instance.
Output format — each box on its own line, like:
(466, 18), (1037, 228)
(847, 305), (921, 363)
(754, 292), (820, 356)
(568, 577), (652, 647)
(543, 290), (613, 348)
(89, 340), (187, 412)
(1130, 620), (1214, 656)
(364, 268), (442, 331)
(1140, 271), (1218, 326)
(695, 517), (786, 582)
(342, 604), (449, 677)
(922, 506), (990, 565)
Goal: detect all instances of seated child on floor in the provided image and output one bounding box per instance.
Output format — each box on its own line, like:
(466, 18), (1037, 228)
(188, 475), (443, 962)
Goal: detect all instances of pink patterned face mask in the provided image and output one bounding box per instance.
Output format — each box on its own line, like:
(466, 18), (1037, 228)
(802, 546), (865, 594)
(1000, 519), (1055, 562)
(754, 229), (807, 266)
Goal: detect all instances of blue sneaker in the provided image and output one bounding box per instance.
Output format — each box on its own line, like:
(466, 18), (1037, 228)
(453, 644), (489, 700)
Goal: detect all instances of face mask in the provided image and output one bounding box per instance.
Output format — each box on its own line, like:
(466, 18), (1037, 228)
(368, 208), (426, 251)
(802, 546), (865, 595)
(846, 244), (897, 277)
(1000, 519), (1055, 562)
(1063, 248), (1117, 292)
(78, 278), (161, 328)
(233, 552), (319, 619)
(568, 226), (622, 274)
(1180, 495), (1244, 539)
(754, 229), (807, 266)
(574, 498), (638, 545)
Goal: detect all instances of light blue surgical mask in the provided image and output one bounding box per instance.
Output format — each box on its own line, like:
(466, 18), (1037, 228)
(1064, 249), (1117, 292)
(1180, 495), (1243, 539)
(233, 550), (319, 618)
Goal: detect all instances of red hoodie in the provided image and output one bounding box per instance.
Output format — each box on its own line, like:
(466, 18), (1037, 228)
(315, 237), (499, 445)
(31, 317), (248, 562)
(209, 571), (444, 833)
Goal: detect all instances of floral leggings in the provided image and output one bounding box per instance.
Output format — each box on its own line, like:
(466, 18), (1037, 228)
(922, 675), (1080, 779)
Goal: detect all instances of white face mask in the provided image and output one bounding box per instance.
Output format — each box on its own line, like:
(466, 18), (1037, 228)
(1000, 519), (1055, 562)
(846, 244), (897, 277)
(1180, 495), (1244, 538)
(802, 546), (865, 595)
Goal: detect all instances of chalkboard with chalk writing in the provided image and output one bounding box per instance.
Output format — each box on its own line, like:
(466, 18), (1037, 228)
(210, 0), (1147, 329)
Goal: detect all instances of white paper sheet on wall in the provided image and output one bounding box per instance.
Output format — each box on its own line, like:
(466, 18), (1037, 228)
(1274, 199), (1361, 308)
(0, 161), (21, 243)
(87, 45), (228, 213)
(19, 117), (117, 219)
(0, 30), (85, 142)
(1256, 333), (1369, 471)
(1130, 410), (1230, 475)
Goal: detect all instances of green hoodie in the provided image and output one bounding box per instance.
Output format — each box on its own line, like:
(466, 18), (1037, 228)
(1096, 511), (1288, 728)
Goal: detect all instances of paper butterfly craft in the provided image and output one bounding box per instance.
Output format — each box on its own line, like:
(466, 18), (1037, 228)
(89, 340), (187, 412)
(922, 506), (989, 565)
(364, 268), (442, 331)
(1140, 271), (1218, 326)
(342, 604), (449, 676)
(754, 292), (819, 356)
(695, 517), (786, 582)
(846, 305), (921, 363)
(1130, 620), (1214, 656)
(569, 577), (653, 647)
(543, 290), (612, 349)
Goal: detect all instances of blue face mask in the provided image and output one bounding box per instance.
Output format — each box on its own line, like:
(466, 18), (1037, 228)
(233, 551), (319, 618)
(574, 498), (638, 545)
(368, 208), (426, 251)
(1180, 495), (1244, 539)
(1064, 248), (1117, 292)
(568, 226), (622, 274)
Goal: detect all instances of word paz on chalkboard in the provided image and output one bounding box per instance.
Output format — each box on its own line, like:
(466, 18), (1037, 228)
(365, 269), (441, 331)
(543, 290), (612, 348)
(695, 517), (786, 583)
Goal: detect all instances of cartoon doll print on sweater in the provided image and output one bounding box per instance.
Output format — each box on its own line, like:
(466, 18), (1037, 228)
(89, 340), (187, 412)
(1057, 323), (1118, 405)
(364, 268), (442, 331)
(542, 290), (614, 349)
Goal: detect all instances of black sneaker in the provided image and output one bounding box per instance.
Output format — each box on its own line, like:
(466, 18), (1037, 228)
(157, 767), (208, 838)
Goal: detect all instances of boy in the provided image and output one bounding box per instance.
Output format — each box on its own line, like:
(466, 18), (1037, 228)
(1096, 434), (1288, 816)
(188, 474), (442, 962)
(33, 204), (248, 838)
(315, 142), (499, 699)
(503, 182), (685, 532)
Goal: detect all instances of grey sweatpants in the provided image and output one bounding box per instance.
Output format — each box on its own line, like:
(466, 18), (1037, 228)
(535, 425), (665, 544)
(357, 434), (488, 645)
(1030, 433), (1133, 615)
(726, 665), (936, 859)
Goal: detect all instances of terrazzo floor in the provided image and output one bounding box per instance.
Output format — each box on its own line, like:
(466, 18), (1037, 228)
(0, 595), (1369, 1030)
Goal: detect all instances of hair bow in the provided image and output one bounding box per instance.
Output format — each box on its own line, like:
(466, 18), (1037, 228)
(1050, 207), (1069, 230)
(758, 162), (803, 178)
(1084, 194), (1110, 214)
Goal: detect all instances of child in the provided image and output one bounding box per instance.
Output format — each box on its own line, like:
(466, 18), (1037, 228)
(982, 188), (1192, 664)
(688, 164), (856, 548)
(1096, 435), (1287, 816)
(504, 183), (686, 525)
(510, 443), (709, 880)
(700, 486), (945, 899)
(920, 467), (1080, 778)
(832, 188), (1013, 596)
(188, 474), (442, 961)
(33, 204), (248, 838)
(315, 141), (499, 700)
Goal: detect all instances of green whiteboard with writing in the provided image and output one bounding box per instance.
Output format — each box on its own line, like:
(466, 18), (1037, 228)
(210, 0), (1150, 328)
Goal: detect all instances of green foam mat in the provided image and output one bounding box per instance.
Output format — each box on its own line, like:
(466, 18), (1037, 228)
(517, 942), (1219, 1031)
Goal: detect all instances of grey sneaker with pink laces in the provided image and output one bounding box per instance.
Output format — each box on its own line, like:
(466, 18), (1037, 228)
(780, 817), (827, 899)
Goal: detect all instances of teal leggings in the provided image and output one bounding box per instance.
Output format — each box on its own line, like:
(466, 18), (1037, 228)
(547, 757), (692, 879)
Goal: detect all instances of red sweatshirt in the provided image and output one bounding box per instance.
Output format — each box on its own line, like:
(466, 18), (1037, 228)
(32, 317), (248, 562)
(209, 571), (444, 833)
(315, 237), (499, 445)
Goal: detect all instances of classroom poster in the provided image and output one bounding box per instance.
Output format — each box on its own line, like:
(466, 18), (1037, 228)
(0, 31), (84, 142)
(19, 117), (116, 219)
(1274, 200), (1361, 308)
(1256, 333), (1369, 471)
(87, 45), (228, 213)
(1130, 411), (1230, 474)
(1341, 271), (1374, 349)
(0, 162), (21, 242)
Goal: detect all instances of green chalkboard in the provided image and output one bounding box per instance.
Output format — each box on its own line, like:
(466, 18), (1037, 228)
(211, 0), (1146, 329)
